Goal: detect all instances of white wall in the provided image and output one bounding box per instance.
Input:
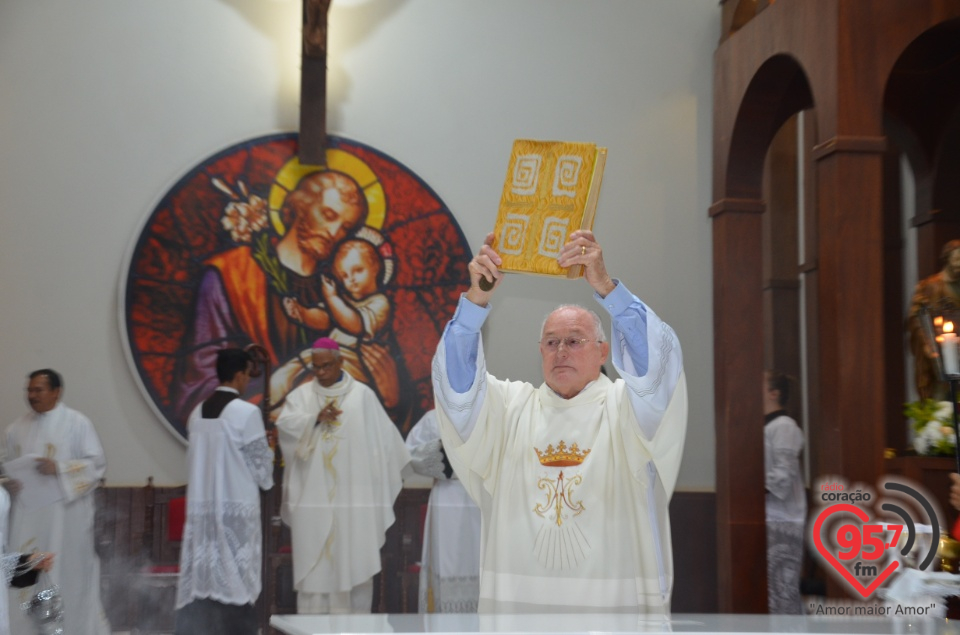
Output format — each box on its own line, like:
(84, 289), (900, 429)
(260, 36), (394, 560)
(0, 0), (718, 489)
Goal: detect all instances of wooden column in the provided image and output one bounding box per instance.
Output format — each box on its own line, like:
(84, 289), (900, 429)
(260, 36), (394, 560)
(812, 137), (888, 485)
(711, 197), (767, 613)
(800, 109), (822, 481)
(881, 148), (906, 452)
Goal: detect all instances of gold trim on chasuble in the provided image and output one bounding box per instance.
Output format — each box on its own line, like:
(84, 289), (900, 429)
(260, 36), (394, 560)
(317, 395), (342, 564)
(319, 396), (343, 501)
(532, 440), (592, 569)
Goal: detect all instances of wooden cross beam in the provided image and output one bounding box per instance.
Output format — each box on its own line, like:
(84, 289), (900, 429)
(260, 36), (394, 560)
(299, 0), (331, 166)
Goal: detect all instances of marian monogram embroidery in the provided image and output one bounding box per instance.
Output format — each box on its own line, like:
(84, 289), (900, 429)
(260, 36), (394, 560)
(534, 469), (586, 528)
(531, 440), (592, 569)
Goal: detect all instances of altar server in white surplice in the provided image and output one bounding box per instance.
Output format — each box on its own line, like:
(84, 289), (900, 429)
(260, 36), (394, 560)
(175, 348), (274, 635)
(432, 230), (687, 614)
(763, 370), (806, 615)
(277, 337), (410, 614)
(3, 369), (110, 634)
(405, 409), (481, 613)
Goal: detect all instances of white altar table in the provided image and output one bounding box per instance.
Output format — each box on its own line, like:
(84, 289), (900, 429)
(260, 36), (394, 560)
(270, 613), (960, 635)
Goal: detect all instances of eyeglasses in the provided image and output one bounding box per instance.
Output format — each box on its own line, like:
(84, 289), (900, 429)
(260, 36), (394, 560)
(312, 360), (340, 373)
(539, 337), (599, 352)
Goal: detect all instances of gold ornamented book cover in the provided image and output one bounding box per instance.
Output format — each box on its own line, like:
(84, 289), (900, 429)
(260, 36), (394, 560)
(492, 139), (606, 279)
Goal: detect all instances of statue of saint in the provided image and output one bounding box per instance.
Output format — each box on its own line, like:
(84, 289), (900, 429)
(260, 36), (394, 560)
(907, 239), (960, 400)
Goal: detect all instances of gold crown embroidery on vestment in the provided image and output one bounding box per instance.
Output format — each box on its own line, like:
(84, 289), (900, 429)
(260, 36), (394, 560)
(534, 440), (590, 467)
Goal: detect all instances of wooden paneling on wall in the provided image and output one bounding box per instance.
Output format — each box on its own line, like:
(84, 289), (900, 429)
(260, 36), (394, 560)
(670, 492), (719, 613)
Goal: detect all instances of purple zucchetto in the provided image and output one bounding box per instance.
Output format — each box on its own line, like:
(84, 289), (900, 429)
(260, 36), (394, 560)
(312, 337), (340, 351)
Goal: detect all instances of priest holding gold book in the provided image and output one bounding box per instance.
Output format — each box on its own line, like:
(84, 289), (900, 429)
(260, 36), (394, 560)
(431, 229), (687, 613)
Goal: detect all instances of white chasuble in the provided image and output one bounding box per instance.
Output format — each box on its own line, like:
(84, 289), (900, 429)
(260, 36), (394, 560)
(436, 371), (687, 614)
(277, 373), (410, 594)
(4, 402), (110, 634)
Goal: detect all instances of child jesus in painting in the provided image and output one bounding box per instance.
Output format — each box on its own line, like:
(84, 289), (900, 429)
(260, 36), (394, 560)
(284, 239), (399, 408)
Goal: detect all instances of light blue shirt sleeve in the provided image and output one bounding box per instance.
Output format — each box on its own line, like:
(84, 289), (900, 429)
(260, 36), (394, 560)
(596, 280), (683, 440)
(594, 279), (649, 376)
(443, 295), (491, 393)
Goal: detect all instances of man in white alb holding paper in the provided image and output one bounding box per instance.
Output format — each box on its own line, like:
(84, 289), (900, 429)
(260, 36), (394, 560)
(2, 369), (110, 633)
(432, 230), (687, 614)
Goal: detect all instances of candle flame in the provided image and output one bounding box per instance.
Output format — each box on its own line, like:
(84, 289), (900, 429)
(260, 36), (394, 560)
(935, 316), (944, 327)
(946, 321), (955, 334)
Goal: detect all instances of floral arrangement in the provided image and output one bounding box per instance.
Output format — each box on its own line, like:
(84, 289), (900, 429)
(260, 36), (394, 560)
(907, 399), (956, 456)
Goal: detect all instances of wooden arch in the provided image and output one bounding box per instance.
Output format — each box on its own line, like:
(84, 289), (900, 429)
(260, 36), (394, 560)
(713, 0), (960, 612)
(725, 54), (813, 198)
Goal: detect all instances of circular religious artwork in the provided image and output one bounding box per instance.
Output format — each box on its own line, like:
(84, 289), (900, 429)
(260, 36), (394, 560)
(121, 133), (471, 442)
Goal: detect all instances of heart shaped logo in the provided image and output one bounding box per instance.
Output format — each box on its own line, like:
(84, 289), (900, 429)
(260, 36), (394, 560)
(813, 503), (899, 599)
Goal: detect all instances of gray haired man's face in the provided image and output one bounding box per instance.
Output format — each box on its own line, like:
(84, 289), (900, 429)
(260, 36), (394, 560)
(540, 307), (609, 399)
(311, 350), (343, 387)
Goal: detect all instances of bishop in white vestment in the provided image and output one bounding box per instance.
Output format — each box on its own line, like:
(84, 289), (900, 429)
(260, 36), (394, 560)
(277, 338), (410, 614)
(3, 369), (110, 634)
(433, 230), (687, 614)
